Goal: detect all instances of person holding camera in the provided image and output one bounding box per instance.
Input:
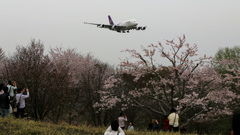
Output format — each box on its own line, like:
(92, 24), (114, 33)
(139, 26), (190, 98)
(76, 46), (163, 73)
(153, 119), (161, 131)
(7, 80), (17, 98)
(7, 80), (17, 114)
(118, 112), (127, 130)
(15, 88), (29, 118)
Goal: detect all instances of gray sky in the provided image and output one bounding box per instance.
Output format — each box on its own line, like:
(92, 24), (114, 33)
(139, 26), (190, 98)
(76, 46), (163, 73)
(1, 0), (240, 66)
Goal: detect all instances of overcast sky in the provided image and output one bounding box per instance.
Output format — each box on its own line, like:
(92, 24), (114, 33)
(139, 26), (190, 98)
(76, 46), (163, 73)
(1, 0), (240, 66)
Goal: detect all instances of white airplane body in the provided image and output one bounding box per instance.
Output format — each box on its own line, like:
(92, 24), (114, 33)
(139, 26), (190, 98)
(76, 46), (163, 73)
(84, 15), (146, 33)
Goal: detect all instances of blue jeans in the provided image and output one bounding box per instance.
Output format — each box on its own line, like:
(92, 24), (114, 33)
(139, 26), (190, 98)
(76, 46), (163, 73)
(0, 108), (9, 117)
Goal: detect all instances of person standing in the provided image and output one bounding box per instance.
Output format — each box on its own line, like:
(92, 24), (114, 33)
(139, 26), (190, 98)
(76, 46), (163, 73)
(15, 88), (29, 118)
(164, 115), (170, 131)
(168, 108), (179, 132)
(0, 87), (10, 117)
(7, 80), (17, 98)
(147, 119), (154, 131)
(118, 112), (127, 130)
(7, 80), (17, 113)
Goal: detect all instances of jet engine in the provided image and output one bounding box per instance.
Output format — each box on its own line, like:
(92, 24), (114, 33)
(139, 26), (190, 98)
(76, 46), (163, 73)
(141, 27), (146, 30)
(136, 27), (141, 30)
(111, 25), (117, 30)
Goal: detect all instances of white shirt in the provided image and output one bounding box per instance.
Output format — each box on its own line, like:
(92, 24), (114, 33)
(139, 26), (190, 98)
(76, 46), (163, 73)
(16, 92), (29, 108)
(168, 112), (179, 127)
(104, 126), (125, 135)
(118, 116), (127, 127)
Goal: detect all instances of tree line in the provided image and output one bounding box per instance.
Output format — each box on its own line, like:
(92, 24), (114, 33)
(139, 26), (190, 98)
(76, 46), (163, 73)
(0, 36), (239, 134)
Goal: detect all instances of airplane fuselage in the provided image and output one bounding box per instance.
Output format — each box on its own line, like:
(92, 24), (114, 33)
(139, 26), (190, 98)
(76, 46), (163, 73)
(110, 19), (138, 32)
(116, 19), (138, 29)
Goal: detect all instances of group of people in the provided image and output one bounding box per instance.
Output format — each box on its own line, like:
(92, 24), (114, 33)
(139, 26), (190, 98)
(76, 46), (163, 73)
(104, 112), (133, 135)
(103, 108), (240, 135)
(148, 108), (179, 132)
(147, 119), (161, 131)
(0, 80), (30, 118)
(104, 109), (179, 135)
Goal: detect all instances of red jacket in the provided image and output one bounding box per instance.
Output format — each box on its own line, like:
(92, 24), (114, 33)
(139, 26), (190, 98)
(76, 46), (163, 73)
(164, 119), (170, 130)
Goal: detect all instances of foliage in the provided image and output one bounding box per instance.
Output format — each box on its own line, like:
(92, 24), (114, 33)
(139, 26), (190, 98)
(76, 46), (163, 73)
(214, 46), (240, 61)
(212, 46), (240, 74)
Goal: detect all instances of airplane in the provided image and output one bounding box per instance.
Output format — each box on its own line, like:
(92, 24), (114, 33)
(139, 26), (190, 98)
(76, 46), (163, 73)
(84, 15), (146, 33)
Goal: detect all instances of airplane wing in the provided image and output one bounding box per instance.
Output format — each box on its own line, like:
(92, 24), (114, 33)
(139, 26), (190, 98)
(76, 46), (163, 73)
(84, 22), (113, 29)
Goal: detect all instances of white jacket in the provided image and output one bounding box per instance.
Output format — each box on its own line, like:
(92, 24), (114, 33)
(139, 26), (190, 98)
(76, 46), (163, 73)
(168, 112), (179, 127)
(16, 92), (29, 108)
(104, 126), (125, 135)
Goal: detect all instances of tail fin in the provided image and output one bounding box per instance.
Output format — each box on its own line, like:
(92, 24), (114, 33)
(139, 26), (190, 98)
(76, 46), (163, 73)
(108, 15), (114, 25)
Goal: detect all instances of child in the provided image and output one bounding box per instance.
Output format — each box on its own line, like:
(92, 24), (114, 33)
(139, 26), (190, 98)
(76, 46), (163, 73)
(127, 122), (134, 131)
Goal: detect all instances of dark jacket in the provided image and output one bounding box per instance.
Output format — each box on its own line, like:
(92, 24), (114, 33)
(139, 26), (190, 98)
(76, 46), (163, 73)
(0, 93), (10, 109)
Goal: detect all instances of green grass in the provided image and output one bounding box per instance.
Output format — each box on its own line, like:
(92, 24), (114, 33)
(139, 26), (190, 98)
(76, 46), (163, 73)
(0, 117), (196, 135)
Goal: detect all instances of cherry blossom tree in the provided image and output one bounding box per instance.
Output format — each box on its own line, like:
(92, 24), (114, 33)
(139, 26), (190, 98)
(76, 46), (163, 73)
(3, 40), (72, 121)
(214, 59), (240, 104)
(50, 48), (115, 126)
(96, 35), (234, 127)
(2, 39), (115, 125)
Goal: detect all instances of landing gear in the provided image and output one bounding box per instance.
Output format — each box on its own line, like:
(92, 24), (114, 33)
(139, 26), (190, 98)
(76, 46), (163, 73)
(121, 30), (129, 33)
(117, 30), (129, 33)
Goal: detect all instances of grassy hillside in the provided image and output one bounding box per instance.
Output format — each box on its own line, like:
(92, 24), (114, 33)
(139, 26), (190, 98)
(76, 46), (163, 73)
(0, 117), (195, 135)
